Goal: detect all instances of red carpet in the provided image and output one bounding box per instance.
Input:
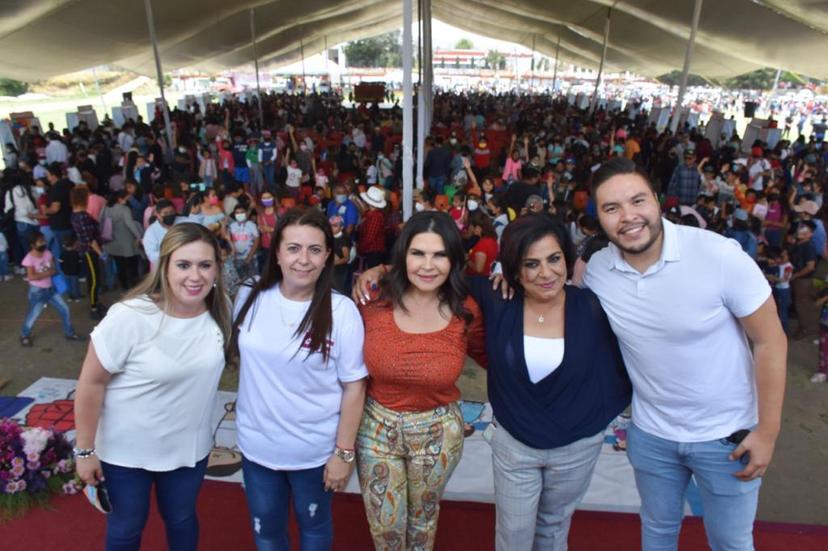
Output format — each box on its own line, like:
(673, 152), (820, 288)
(2, 481), (826, 550)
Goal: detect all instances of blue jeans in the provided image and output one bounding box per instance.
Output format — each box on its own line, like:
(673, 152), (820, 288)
(263, 163), (276, 191)
(241, 456), (333, 551)
(429, 175), (447, 195)
(101, 456), (208, 551)
(15, 221), (38, 259)
(773, 287), (791, 335)
(627, 423), (761, 551)
(0, 250), (9, 276)
(65, 274), (81, 298)
(21, 285), (74, 338)
(49, 228), (73, 274)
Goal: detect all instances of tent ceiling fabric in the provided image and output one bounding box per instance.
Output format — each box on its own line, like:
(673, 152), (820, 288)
(1, 0), (827, 82)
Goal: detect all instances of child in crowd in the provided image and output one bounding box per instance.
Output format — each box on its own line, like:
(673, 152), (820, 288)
(20, 231), (83, 346)
(449, 190), (467, 231)
(765, 246), (793, 335)
(0, 232), (11, 281)
(227, 204), (259, 282)
(330, 215), (352, 295)
(60, 234), (83, 301)
(219, 238), (241, 299)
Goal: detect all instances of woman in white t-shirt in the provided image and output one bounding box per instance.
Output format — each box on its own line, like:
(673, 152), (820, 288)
(74, 223), (231, 551)
(230, 208), (367, 550)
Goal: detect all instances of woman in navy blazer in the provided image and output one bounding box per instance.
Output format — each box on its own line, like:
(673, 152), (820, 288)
(356, 213), (631, 551)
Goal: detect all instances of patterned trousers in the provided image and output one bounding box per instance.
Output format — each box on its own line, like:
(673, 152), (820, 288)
(356, 398), (464, 551)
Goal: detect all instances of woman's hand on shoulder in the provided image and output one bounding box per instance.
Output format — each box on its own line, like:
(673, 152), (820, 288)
(352, 265), (386, 305)
(489, 271), (515, 300)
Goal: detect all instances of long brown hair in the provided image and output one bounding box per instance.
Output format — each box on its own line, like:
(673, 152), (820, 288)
(122, 222), (231, 345)
(230, 208), (335, 361)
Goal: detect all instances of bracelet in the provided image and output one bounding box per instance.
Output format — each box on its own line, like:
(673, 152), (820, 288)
(72, 447), (96, 459)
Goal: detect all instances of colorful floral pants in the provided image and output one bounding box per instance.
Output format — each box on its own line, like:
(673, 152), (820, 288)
(356, 398), (464, 551)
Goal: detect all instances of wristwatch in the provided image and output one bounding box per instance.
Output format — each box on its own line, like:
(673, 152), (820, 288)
(334, 446), (355, 463)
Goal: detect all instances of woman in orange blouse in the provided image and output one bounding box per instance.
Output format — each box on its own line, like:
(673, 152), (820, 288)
(357, 210), (487, 550)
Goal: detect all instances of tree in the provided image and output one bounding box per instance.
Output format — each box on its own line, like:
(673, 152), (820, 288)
(723, 68), (809, 90)
(455, 38), (474, 49)
(0, 78), (28, 96)
(656, 71), (708, 87)
(343, 31), (403, 67)
(486, 50), (505, 71)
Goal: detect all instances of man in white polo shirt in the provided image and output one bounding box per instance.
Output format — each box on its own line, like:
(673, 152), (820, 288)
(584, 158), (787, 551)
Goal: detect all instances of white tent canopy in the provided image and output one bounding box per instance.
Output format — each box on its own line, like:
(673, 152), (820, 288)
(1, 1), (827, 82)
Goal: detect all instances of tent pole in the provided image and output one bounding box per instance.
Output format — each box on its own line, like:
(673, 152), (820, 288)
(589, 8), (611, 114)
(299, 39), (307, 93)
(552, 35), (561, 93)
(402, 0), (414, 220)
(771, 67), (782, 93)
(669, 0), (703, 133)
(92, 66), (108, 115)
(423, 0), (433, 135)
(324, 36), (329, 79)
(249, 8), (264, 129)
(530, 34), (536, 90)
(142, 0), (174, 153)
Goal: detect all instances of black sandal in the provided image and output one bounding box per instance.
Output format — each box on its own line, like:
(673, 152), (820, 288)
(20, 336), (33, 347)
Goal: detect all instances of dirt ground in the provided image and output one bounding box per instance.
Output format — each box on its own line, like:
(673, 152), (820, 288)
(0, 278), (825, 525)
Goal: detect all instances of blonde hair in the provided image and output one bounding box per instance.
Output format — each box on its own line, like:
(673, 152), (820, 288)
(123, 223), (231, 347)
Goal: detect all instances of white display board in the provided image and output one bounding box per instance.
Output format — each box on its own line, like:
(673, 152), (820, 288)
(10, 377), (697, 516)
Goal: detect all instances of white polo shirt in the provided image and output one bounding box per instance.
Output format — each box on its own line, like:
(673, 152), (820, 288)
(584, 219), (771, 442)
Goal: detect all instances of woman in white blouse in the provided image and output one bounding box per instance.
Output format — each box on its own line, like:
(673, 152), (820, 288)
(74, 223), (231, 551)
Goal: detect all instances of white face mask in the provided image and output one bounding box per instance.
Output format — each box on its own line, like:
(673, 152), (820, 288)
(235, 213), (247, 222)
(415, 202), (425, 212)
(467, 199), (479, 211)
(335, 194), (347, 204)
(33, 187), (45, 198)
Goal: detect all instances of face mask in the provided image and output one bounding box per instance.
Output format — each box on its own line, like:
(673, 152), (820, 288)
(178, 147), (187, 153)
(467, 199), (479, 211)
(161, 214), (176, 226)
(35, 244), (47, 252)
(449, 138), (457, 145)
(208, 196), (219, 206)
(262, 198), (274, 207)
(335, 194), (347, 204)
(235, 213), (247, 222)
(32, 187), (45, 198)
(415, 202), (425, 212)
(38, 160), (46, 166)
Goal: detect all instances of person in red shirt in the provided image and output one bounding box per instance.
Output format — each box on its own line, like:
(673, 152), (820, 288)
(357, 186), (387, 269)
(356, 210), (486, 550)
(466, 211), (499, 277)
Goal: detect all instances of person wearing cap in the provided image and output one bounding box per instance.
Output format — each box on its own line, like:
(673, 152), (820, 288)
(725, 208), (758, 260)
(790, 220), (819, 340)
(357, 186), (387, 269)
(666, 150), (701, 206)
(793, 200), (826, 258)
(748, 146), (771, 192)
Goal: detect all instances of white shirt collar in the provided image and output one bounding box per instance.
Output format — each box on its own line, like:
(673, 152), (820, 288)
(609, 218), (681, 275)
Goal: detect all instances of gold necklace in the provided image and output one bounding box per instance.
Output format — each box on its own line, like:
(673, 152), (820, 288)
(525, 300), (559, 324)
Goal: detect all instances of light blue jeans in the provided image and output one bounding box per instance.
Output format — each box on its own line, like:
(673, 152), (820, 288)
(489, 421), (604, 551)
(21, 285), (75, 338)
(627, 423), (761, 551)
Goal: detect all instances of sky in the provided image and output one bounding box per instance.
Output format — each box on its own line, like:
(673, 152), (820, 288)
(420, 19), (536, 54)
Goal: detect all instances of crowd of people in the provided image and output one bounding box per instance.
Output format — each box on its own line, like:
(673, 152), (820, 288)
(0, 86), (822, 550)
